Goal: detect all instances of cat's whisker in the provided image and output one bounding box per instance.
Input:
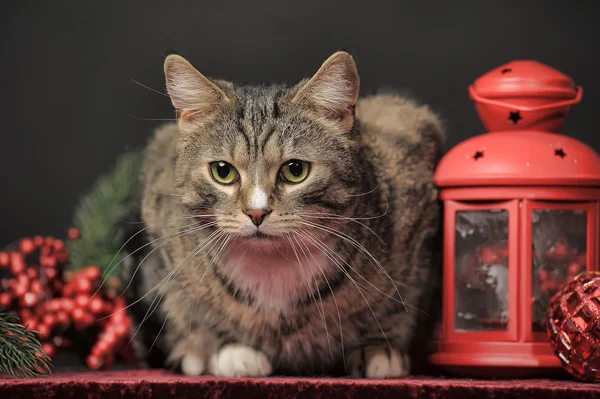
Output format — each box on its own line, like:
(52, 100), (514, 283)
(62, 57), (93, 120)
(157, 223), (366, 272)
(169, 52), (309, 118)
(127, 229), (226, 347)
(299, 219), (409, 313)
(186, 233), (232, 352)
(148, 232), (231, 354)
(112, 226), (221, 322)
(299, 230), (392, 352)
(131, 78), (171, 98)
(285, 235), (325, 323)
(287, 234), (331, 360)
(296, 214), (386, 245)
(93, 217), (216, 299)
(301, 226), (426, 314)
(296, 200), (389, 221)
(116, 221), (219, 299)
(347, 181), (381, 197)
(292, 233), (336, 363)
(129, 114), (178, 122)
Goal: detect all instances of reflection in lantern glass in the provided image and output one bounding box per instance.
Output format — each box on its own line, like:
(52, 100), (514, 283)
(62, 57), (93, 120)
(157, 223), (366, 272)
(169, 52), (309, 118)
(455, 210), (509, 332)
(532, 209), (587, 332)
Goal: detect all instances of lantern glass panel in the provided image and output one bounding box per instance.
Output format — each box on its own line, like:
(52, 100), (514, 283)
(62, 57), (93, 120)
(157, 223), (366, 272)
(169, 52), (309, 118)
(455, 209), (509, 332)
(531, 209), (587, 332)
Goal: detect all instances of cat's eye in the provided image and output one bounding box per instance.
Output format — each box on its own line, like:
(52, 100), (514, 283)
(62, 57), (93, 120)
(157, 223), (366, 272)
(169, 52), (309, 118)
(210, 161), (239, 185)
(280, 160), (310, 184)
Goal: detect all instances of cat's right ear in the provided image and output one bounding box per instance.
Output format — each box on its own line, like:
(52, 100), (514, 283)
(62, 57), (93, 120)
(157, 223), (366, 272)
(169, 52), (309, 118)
(164, 55), (230, 127)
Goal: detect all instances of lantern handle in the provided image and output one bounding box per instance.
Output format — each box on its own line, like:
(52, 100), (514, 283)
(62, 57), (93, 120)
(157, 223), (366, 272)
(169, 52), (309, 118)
(468, 85), (583, 112)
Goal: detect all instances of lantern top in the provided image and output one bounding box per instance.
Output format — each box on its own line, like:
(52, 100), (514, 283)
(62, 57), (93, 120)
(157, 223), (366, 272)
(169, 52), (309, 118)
(470, 60), (578, 100)
(434, 130), (600, 187)
(435, 60), (600, 188)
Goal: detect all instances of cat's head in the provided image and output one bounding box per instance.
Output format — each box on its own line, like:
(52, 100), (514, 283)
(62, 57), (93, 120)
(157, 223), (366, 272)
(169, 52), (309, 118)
(163, 52), (363, 250)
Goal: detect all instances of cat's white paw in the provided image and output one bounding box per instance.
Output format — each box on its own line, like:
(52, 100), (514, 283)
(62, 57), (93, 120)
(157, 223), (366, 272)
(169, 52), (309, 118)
(209, 344), (272, 378)
(365, 348), (409, 378)
(349, 347), (410, 379)
(181, 353), (205, 376)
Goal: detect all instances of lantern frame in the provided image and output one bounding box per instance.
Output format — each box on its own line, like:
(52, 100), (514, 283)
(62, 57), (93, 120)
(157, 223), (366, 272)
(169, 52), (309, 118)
(431, 186), (600, 374)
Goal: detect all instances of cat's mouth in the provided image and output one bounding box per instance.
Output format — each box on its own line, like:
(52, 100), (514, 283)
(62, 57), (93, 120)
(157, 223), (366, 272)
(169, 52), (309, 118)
(248, 231), (278, 241)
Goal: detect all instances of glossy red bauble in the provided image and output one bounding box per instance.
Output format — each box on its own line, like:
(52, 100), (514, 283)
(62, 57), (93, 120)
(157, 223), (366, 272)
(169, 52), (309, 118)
(547, 273), (600, 382)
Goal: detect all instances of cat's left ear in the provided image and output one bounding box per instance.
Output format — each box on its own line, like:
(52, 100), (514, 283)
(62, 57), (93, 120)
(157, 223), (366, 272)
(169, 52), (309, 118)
(292, 51), (360, 128)
(164, 54), (230, 129)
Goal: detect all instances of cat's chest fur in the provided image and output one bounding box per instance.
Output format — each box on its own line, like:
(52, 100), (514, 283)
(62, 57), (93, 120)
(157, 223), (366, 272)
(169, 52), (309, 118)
(221, 244), (330, 312)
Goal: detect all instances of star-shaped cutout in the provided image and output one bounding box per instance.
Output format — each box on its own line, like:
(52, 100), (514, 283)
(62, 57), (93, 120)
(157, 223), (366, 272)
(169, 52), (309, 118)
(554, 148), (566, 158)
(501, 68), (512, 74)
(473, 151), (484, 160)
(508, 111), (522, 124)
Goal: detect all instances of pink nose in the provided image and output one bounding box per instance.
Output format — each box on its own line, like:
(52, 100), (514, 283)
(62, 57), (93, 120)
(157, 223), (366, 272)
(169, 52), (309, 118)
(245, 209), (270, 226)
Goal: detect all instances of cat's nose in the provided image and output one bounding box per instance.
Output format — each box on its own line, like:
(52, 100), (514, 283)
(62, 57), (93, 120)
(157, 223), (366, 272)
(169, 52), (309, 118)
(245, 209), (271, 226)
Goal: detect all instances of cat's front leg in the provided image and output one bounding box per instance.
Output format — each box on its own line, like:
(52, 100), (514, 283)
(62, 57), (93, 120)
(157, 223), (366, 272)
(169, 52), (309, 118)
(347, 345), (410, 378)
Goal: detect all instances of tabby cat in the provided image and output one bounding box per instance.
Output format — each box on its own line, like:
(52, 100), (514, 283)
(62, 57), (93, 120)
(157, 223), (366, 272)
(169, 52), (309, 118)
(126, 51), (444, 378)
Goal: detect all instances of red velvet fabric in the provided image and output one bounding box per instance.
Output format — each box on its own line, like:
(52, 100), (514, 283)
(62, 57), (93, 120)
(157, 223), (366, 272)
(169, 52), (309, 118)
(1, 370), (599, 399)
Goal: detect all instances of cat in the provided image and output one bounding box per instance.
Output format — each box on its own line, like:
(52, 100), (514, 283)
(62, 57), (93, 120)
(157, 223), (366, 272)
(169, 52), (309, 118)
(125, 51), (444, 378)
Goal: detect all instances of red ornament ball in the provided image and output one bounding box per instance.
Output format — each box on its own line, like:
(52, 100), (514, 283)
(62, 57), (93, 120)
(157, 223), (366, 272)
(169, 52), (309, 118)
(546, 272), (600, 382)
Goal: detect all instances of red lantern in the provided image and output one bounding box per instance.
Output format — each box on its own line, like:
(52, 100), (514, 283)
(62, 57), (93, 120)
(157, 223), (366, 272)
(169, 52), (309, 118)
(428, 60), (600, 376)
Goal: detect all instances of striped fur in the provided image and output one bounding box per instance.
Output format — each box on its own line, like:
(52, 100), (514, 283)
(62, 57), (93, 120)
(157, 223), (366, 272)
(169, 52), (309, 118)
(127, 52), (444, 377)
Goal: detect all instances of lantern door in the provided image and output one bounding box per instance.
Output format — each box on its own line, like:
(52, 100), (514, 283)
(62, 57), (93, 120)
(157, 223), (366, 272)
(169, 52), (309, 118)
(521, 200), (598, 342)
(444, 200), (519, 342)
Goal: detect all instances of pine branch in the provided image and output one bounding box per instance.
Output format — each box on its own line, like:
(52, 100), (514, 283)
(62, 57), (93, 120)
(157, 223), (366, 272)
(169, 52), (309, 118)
(67, 150), (145, 279)
(0, 309), (51, 378)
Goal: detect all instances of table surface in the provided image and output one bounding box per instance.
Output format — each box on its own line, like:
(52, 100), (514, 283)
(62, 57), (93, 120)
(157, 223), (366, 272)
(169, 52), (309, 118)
(2, 370), (599, 399)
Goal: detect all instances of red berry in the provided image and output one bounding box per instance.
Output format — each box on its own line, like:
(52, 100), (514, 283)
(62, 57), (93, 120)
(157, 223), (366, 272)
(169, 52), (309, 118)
(61, 299), (75, 312)
(68, 228), (80, 240)
(0, 252), (10, 267)
(75, 278), (92, 293)
(102, 331), (117, 347)
(20, 309), (32, 319)
(0, 293), (12, 307)
(89, 297), (104, 314)
(72, 307), (85, 319)
(26, 268), (38, 280)
(42, 343), (56, 357)
(46, 299), (60, 312)
(85, 266), (101, 281)
(45, 237), (54, 247)
(13, 284), (28, 298)
(63, 285), (74, 297)
(20, 239), (35, 255)
(30, 280), (44, 294)
(44, 268), (57, 280)
(112, 322), (127, 336)
(42, 257), (57, 268)
(75, 294), (89, 308)
(93, 340), (109, 356)
(10, 253), (26, 274)
(87, 355), (101, 369)
(34, 236), (44, 247)
(17, 273), (29, 287)
(52, 240), (64, 251)
(56, 311), (69, 325)
(23, 292), (38, 307)
(37, 323), (50, 339)
(42, 313), (56, 327)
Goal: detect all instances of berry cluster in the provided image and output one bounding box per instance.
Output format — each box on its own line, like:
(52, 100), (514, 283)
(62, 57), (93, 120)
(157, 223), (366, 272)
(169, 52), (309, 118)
(0, 229), (135, 370)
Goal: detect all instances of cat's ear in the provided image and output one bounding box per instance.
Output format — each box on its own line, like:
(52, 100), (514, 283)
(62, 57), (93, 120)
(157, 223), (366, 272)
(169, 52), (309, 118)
(292, 51), (360, 126)
(164, 54), (230, 126)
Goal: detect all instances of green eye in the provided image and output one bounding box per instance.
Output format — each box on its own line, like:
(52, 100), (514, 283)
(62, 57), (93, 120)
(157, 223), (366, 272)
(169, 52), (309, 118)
(280, 160), (310, 183)
(210, 161), (238, 185)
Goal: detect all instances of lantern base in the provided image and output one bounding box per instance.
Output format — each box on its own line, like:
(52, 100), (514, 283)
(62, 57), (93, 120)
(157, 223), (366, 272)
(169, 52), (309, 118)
(428, 341), (565, 378)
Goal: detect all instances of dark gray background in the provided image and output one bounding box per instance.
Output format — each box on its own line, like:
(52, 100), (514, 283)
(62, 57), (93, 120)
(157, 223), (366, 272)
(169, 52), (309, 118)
(1, 1), (599, 246)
